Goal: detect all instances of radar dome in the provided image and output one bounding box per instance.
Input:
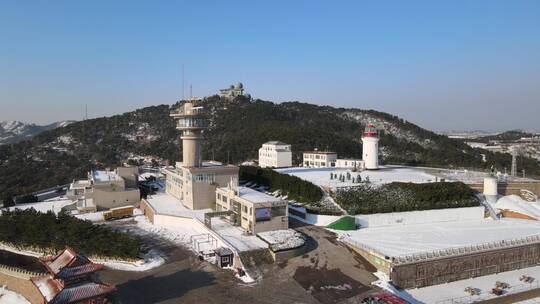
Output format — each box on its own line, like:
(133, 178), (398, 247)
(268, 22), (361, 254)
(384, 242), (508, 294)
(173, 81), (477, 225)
(234, 82), (243, 89)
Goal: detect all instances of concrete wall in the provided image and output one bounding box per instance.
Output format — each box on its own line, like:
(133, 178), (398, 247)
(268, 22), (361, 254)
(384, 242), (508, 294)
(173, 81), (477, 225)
(140, 199), (155, 223)
(391, 242), (540, 289)
(355, 206), (485, 228)
(347, 244), (392, 274)
(270, 245), (306, 263)
(0, 266), (43, 304)
(469, 182), (540, 197)
(89, 188), (140, 210)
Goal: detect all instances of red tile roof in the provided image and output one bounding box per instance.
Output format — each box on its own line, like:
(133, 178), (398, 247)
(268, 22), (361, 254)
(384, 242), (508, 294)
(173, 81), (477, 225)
(31, 275), (116, 304)
(39, 247), (96, 277)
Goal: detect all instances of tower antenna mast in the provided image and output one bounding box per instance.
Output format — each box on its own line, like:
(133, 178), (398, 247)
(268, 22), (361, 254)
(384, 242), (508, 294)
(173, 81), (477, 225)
(181, 64), (185, 101)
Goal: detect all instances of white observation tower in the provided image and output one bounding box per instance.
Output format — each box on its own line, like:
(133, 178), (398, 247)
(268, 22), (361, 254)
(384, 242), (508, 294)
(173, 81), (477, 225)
(362, 124), (379, 170)
(170, 98), (206, 167)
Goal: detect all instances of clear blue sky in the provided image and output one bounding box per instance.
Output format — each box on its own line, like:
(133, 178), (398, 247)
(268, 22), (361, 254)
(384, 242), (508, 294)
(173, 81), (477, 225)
(1, 0), (539, 131)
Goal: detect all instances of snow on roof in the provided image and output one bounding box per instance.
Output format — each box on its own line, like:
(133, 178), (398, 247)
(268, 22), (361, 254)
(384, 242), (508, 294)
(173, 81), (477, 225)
(92, 170), (121, 182)
(257, 229), (306, 252)
(264, 141), (289, 146)
(144, 192), (209, 221)
(236, 186), (282, 204)
(339, 219), (540, 258)
(303, 151), (337, 155)
(494, 195), (540, 219)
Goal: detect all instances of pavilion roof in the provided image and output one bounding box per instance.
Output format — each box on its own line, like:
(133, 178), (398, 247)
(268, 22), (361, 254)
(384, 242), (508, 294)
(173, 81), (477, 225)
(39, 247), (98, 276)
(31, 275), (116, 304)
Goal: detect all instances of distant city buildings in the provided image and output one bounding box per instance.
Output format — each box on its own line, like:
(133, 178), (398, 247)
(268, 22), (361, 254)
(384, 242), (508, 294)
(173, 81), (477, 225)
(218, 82), (245, 99)
(258, 141), (292, 168)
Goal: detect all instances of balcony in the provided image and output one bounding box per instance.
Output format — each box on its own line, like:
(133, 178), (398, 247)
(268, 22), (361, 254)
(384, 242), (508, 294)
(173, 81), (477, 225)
(170, 106), (204, 117)
(176, 118), (206, 129)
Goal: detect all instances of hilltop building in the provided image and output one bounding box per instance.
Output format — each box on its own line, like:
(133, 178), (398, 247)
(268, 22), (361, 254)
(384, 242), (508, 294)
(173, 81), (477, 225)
(362, 124), (379, 170)
(335, 158), (365, 170)
(215, 181), (288, 235)
(219, 82), (245, 99)
(303, 150), (337, 168)
(67, 166), (140, 210)
(164, 98), (238, 210)
(258, 141), (292, 168)
(31, 247), (115, 304)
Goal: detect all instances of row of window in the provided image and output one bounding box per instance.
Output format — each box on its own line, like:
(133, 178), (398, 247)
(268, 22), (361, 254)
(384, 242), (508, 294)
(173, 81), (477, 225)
(303, 154), (336, 160)
(193, 173), (215, 183)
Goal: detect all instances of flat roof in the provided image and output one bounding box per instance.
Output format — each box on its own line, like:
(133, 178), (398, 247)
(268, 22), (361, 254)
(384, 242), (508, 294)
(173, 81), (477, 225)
(264, 141), (289, 146)
(237, 186), (283, 204)
(219, 186), (283, 204)
(340, 219), (540, 259)
(92, 170), (121, 182)
(303, 151), (337, 155)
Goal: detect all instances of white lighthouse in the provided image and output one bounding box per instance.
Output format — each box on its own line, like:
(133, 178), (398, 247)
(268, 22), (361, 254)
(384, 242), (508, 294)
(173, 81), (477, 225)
(362, 124), (379, 170)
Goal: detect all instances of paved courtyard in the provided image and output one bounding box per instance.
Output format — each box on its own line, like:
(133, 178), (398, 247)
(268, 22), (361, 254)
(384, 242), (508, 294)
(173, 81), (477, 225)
(100, 218), (380, 304)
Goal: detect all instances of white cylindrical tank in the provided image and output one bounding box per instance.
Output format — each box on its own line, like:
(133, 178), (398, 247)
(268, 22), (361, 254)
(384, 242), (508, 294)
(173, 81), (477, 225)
(362, 124), (379, 170)
(483, 177), (498, 196)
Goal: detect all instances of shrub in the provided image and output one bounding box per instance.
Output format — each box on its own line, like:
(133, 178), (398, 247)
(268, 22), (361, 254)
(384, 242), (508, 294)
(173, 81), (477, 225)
(0, 209), (141, 259)
(334, 182), (479, 215)
(239, 166), (323, 203)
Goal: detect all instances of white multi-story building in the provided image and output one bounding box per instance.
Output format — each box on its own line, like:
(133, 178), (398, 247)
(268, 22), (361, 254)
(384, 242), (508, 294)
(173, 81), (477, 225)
(303, 150), (337, 168)
(258, 141), (292, 168)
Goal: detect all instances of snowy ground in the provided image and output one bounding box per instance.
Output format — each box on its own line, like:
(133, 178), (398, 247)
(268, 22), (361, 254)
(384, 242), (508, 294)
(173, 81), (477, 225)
(101, 248), (165, 272)
(132, 213), (209, 250)
(404, 265), (540, 303)
(257, 229), (305, 252)
(338, 218), (540, 258)
(275, 166), (438, 190)
(8, 197), (73, 214)
(71, 210), (106, 222)
(211, 217), (268, 252)
(0, 286), (30, 304)
(145, 192), (209, 221)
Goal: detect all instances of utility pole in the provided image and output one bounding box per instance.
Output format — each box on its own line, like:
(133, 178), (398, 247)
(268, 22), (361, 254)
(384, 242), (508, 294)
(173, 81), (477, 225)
(511, 149), (517, 176)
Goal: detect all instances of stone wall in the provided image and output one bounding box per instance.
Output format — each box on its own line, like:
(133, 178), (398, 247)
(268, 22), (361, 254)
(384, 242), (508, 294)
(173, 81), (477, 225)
(0, 265), (43, 304)
(391, 242), (540, 289)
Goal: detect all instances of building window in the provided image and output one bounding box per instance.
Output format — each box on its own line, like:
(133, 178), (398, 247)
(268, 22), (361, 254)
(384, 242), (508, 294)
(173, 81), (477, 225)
(194, 173), (215, 183)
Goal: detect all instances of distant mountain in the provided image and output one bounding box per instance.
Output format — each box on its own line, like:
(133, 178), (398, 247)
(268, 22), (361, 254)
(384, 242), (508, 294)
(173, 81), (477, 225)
(0, 95), (539, 201)
(0, 120), (75, 145)
(474, 130), (536, 142)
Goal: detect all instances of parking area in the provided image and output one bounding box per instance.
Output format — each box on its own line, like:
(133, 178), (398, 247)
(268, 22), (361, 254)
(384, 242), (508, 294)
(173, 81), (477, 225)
(99, 218), (380, 304)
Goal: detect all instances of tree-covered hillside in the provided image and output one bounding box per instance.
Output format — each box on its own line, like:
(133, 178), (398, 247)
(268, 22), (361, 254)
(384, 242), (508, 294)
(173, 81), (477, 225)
(1, 95), (539, 201)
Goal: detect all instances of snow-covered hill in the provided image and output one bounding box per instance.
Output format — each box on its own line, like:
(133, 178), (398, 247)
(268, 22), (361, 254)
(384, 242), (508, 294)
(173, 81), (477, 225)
(0, 120), (75, 145)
